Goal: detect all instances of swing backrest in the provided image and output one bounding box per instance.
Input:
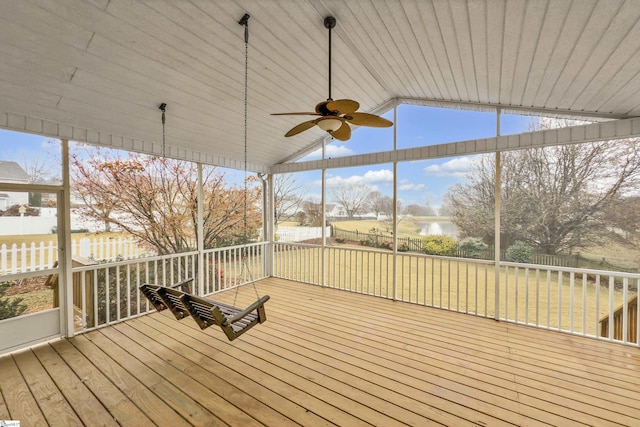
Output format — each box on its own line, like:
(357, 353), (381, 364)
(140, 279), (193, 317)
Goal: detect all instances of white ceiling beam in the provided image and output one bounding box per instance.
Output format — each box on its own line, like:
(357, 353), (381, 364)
(270, 116), (640, 174)
(0, 111), (269, 174)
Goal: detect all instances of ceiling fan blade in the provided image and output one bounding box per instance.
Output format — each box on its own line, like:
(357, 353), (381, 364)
(284, 120), (317, 137)
(347, 112), (393, 127)
(326, 99), (359, 115)
(331, 121), (351, 141)
(271, 112), (320, 116)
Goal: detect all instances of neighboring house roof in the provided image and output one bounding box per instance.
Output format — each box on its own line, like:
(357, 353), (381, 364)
(0, 161), (29, 182)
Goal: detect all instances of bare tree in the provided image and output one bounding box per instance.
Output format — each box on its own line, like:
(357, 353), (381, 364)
(444, 139), (640, 254)
(273, 174), (305, 229)
(382, 200), (404, 234)
(302, 200), (324, 226)
(19, 142), (59, 184)
(330, 182), (372, 219)
(404, 204), (436, 216)
(367, 191), (393, 218)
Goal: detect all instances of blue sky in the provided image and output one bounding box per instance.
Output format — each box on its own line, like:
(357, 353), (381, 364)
(0, 105), (533, 212)
(289, 105), (533, 211)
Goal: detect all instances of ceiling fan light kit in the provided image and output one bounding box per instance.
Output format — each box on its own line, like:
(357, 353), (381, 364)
(271, 16), (393, 141)
(317, 117), (343, 132)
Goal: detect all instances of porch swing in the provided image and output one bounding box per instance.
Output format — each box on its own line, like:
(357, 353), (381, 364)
(140, 14), (269, 341)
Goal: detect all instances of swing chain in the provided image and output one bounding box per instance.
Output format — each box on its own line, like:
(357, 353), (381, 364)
(234, 13), (261, 308)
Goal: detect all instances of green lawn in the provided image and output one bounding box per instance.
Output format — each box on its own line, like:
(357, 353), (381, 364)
(331, 218), (424, 238)
(274, 245), (633, 337)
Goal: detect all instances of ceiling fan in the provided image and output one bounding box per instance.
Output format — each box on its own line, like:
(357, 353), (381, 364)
(271, 16), (393, 141)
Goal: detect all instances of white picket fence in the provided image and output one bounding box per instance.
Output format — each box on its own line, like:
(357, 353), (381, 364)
(275, 226), (330, 242)
(0, 237), (155, 273)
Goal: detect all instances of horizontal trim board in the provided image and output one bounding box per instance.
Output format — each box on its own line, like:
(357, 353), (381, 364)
(0, 111), (269, 174)
(270, 117), (640, 174)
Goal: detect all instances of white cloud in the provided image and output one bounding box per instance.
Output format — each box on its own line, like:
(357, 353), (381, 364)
(362, 169), (393, 183)
(325, 168), (393, 187)
(423, 156), (478, 178)
(326, 145), (355, 157)
(305, 144), (355, 160)
(325, 175), (364, 186)
(399, 182), (427, 191)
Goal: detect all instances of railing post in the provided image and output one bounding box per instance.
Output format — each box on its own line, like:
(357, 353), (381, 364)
(494, 109), (501, 321)
(392, 103), (398, 301)
(266, 174), (274, 278)
(197, 163), (204, 296)
(60, 138), (75, 337)
(322, 164), (327, 287)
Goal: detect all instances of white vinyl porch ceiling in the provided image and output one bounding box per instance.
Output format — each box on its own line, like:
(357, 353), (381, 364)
(1, 0), (640, 172)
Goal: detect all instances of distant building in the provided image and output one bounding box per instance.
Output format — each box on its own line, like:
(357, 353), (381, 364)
(0, 160), (29, 209)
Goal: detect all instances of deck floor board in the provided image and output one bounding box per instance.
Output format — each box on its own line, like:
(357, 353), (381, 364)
(1, 277), (639, 426)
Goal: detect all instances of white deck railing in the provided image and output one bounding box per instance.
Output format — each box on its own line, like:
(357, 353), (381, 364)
(69, 242), (267, 331)
(273, 242), (640, 347)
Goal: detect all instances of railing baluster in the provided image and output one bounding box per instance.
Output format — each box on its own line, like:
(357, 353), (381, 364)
(535, 269), (540, 327)
(595, 274), (601, 337)
(608, 276), (615, 340)
(93, 268), (99, 328)
(546, 270), (551, 328)
(582, 273), (587, 336)
(623, 278), (629, 344)
(570, 271), (575, 333)
(80, 269), (86, 330)
(515, 267), (519, 323)
(525, 267), (529, 325)
(505, 265), (509, 321)
(126, 264), (131, 319)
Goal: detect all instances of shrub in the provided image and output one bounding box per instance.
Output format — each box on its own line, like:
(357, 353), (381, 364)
(360, 228), (389, 249)
(397, 243), (410, 252)
(506, 241), (533, 263)
(459, 237), (488, 259)
(422, 235), (457, 256)
(0, 281), (27, 320)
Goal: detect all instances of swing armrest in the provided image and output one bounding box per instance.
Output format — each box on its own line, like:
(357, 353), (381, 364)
(169, 278), (194, 292)
(227, 295), (270, 325)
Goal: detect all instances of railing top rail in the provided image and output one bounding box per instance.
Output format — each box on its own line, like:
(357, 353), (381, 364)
(71, 250), (198, 272)
(0, 268), (58, 281)
(273, 242), (323, 249)
(202, 241), (267, 254)
(502, 261), (640, 278)
(398, 251), (495, 265)
(276, 241), (495, 265)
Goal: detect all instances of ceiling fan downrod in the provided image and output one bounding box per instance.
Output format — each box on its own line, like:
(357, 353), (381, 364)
(324, 16), (336, 101)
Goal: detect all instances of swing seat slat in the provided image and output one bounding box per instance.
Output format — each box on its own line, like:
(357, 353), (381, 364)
(139, 281), (269, 341)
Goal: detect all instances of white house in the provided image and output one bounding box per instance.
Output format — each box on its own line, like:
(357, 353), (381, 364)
(0, 160), (29, 209)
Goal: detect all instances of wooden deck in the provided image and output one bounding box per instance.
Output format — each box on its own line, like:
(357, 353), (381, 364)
(1, 277), (639, 426)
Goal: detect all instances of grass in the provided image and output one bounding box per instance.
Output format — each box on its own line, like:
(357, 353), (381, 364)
(331, 218), (423, 238)
(274, 245), (635, 338)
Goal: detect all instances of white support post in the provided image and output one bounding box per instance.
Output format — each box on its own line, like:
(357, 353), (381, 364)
(60, 139), (74, 337)
(197, 163), (204, 296)
(321, 139), (327, 287)
(267, 174), (274, 277)
(262, 174), (273, 277)
(392, 103), (398, 301)
(494, 108), (501, 321)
